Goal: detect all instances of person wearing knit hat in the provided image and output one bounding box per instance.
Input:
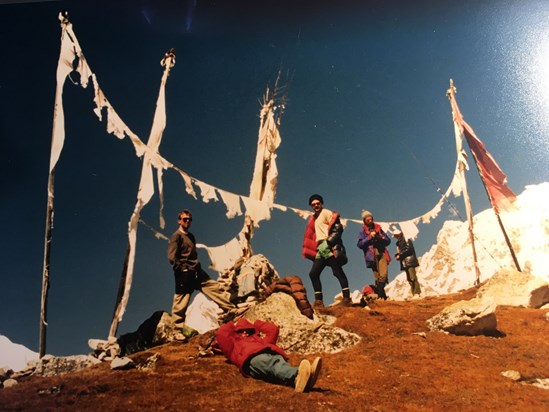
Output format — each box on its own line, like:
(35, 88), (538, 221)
(308, 194), (324, 206)
(302, 195), (350, 308)
(356, 211), (391, 300)
(392, 229), (421, 296)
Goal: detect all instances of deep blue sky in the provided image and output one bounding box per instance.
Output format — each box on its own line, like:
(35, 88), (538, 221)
(1, 0), (548, 356)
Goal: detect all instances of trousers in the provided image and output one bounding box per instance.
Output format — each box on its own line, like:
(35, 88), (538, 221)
(247, 353), (297, 385)
(308, 256), (349, 293)
(405, 266), (422, 295)
(172, 269), (233, 330)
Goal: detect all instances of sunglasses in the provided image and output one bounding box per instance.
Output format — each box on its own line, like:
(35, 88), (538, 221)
(179, 217), (192, 222)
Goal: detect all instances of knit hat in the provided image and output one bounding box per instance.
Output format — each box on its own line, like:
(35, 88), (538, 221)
(361, 210), (373, 220)
(308, 194), (324, 205)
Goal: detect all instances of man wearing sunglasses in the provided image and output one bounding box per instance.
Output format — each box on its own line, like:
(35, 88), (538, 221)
(302, 194), (350, 308)
(168, 209), (237, 340)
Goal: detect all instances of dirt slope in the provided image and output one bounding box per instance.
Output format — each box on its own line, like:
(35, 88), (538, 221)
(1, 290), (548, 411)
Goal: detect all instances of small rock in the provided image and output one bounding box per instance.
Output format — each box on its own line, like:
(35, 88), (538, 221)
(111, 356), (135, 370)
(501, 370), (522, 381)
(2, 378), (18, 388)
(529, 378), (549, 390)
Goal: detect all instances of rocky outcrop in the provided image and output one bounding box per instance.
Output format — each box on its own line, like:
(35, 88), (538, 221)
(476, 268), (549, 308)
(426, 267), (549, 336)
(242, 292), (361, 354)
(3, 354), (101, 384)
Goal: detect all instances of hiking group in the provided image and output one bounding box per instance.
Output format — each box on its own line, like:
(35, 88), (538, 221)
(165, 195), (421, 392)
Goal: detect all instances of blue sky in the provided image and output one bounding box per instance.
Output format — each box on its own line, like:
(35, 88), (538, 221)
(1, 0), (548, 356)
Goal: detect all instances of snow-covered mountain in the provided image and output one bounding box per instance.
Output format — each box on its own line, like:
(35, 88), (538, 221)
(387, 183), (549, 300)
(0, 335), (39, 372)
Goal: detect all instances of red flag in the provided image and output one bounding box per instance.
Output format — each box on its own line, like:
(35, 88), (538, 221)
(448, 89), (516, 212)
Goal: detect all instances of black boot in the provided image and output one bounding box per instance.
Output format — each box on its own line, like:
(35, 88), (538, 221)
(375, 281), (387, 300)
(313, 292), (324, 309)
(342, 288), (351, 306)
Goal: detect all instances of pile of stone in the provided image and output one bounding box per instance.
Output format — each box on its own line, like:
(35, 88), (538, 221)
(217, 254), (280, 309)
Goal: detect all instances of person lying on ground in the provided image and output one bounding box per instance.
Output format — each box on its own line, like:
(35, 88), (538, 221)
(214, 318), (322, 392)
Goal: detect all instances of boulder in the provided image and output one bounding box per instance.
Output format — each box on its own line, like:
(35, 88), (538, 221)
(476, 268), (549, 308)
(426, 298), (498, 336)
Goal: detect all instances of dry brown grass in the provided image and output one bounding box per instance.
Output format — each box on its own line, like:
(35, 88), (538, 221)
(1, 289), (548, 411)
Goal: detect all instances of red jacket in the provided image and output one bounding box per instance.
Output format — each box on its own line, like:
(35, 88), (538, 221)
(302, 211), (342, 260)
(215, 319), (288, 376)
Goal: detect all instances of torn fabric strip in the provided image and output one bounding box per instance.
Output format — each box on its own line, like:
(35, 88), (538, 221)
(194, 179), (219, 203)
(197, 236), (246, 273)
(218, 189), (243, 219)
(242, 196), (272, 226)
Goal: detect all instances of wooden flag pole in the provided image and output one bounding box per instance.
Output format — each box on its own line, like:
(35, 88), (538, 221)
(39, 171), (55, 357)
(447, 80), (482, 286)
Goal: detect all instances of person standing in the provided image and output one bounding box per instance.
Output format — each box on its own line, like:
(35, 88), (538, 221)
(357, 210), (391, 300)
(302, 194), (350, 308)
(393, 229), (422, 296)
(167, 209), (237, 340)
(215, 318), (322, 392)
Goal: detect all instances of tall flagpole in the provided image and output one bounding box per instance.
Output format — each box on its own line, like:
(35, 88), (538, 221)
(447, 80), (482, 286)
(108, 49), (176, 339)
(241, 72), (285, 257)
(40, 11), (72, 357)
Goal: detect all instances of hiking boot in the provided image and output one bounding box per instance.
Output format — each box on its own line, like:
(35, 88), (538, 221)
(306, 357), (322, 391)
(313, 292), (324, 309)
(375, 281), (388, 300)
(340, 288), (351, 306)
(294, 359), (311, 392)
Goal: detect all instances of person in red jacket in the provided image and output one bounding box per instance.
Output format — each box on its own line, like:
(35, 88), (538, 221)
(302, 194), (350, 308)
(215, 318), (322, 392)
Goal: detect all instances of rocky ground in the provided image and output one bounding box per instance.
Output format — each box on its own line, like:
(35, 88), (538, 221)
(1, 288), (548, 411)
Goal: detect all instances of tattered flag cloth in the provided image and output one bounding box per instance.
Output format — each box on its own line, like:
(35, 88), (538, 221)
(447, 84), (516, 212)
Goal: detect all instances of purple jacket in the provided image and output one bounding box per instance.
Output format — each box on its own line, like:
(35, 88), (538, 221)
(357, 223), (391, 268)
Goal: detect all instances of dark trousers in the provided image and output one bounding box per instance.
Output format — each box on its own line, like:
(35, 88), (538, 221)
(308, 256), (349, 294)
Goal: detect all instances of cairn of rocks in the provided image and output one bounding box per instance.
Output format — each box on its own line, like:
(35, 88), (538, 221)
(217, 254), (280, 309)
